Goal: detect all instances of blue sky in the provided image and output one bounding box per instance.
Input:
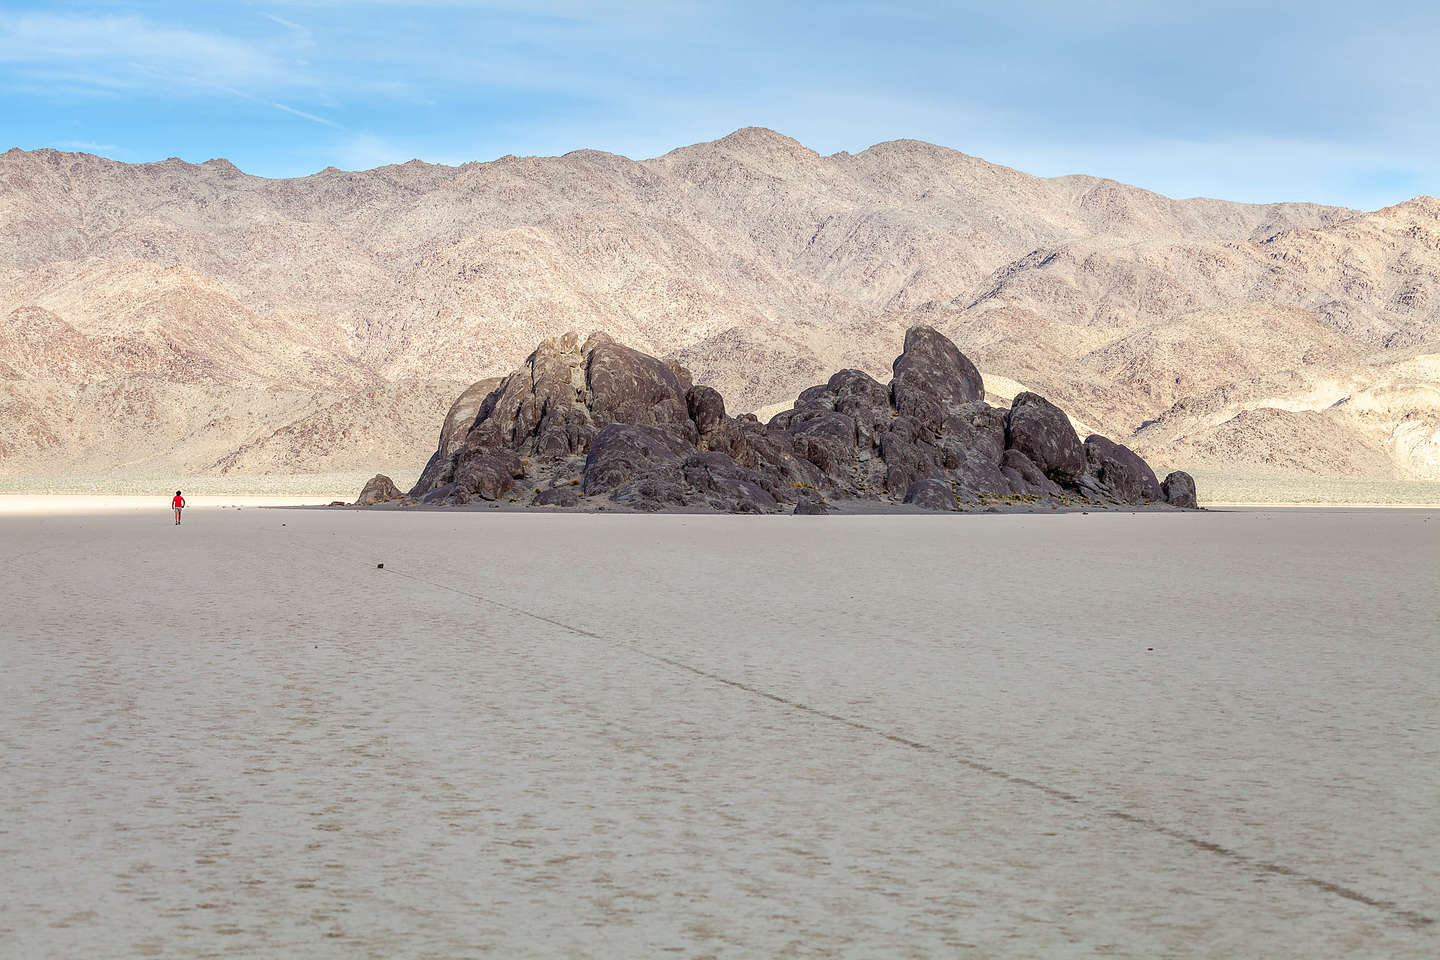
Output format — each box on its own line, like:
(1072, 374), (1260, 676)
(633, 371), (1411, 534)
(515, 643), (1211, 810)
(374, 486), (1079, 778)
(1, 1), (1436, 208)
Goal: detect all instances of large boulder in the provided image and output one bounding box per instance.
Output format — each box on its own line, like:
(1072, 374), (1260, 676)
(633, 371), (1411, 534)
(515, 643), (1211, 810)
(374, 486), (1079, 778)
(939, 403), (1007, 466)
(775, 369), (892, 450)
(686, 385), (727, 440)
(889, 325), (984, 431)
(934, 403), (1013, 497)
(355, 474), (402, 505)
(794, 491), (829, 514)
(903, 477), (957, 511)
(1162, 470), (1199, 508)
(454, 450), (525, 501)
(465, 333), (591, 455)
(533, 485), (579, 507)
(1084, 435), (1162, 502)
(710, 416), (825, 496)
(410, 377), (503, 493)
(419, 482), (461, 505)
(410, 331), (701, 501)
(1005, 392), (1086, 485)
(585, 333), (691, 427)
(610, 468), (689, 511)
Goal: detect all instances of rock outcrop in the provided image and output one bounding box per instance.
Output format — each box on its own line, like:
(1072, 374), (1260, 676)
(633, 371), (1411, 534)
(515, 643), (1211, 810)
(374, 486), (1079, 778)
(1162, 470), (1199, 509)
(404, 326), (1200, 513)
(1005, 392), (1087, 485)
(1084, 434), (1163, 503)
(355, 474), (402, 504)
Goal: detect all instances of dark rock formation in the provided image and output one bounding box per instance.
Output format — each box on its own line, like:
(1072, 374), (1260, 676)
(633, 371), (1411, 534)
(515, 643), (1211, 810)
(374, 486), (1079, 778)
(533, 486), (579, 507)
(1162, 470), (1199, 508)
(890, 325), (984, 431)
(411, 377), (503, 493)
(999, 449), (1061, 496)
(1005, 392), (1087, 485)
(402, 326), (1197, 513)
(903, 478), (956, 511)
(682, 452), (779, 513)
(583, 424), (695, 498)
(455, 450), (525, 501)
(1084, 434), (1163, 502)
(355, 474), (402, 504)
(794, 491), (829, 514)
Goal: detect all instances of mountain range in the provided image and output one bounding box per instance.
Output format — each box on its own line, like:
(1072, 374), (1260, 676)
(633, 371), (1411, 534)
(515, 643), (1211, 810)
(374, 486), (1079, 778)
(1, 127), (1436, 486)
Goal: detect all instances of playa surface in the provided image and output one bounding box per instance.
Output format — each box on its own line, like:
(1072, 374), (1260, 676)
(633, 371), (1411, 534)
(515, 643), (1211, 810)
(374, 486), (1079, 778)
(2, 505), (1437, 958)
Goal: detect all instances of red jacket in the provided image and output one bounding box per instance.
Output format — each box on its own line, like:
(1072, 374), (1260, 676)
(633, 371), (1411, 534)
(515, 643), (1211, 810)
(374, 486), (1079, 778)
(172, 495), (185, 509)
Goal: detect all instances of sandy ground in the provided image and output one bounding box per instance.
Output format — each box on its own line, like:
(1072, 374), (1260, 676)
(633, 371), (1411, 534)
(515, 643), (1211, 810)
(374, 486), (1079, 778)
(1, 506), (1437, 958)
(0, 496), (341, 515)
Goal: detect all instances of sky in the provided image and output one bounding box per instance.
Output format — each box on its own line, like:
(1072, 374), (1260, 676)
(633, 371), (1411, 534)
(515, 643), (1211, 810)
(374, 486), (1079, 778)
(1, 1), (1437, 208)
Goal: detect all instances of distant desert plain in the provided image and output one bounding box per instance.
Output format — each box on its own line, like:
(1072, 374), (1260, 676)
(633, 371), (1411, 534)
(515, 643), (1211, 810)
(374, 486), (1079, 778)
(2, 128), (1437, 504)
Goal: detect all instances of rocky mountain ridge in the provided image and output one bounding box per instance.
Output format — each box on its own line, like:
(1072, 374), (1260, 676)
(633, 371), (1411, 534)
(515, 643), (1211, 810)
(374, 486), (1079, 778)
(1, 130), (1435, 485)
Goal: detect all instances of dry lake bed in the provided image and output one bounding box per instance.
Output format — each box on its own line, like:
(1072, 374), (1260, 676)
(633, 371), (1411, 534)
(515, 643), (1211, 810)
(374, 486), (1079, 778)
(1, 505), (1436, 958)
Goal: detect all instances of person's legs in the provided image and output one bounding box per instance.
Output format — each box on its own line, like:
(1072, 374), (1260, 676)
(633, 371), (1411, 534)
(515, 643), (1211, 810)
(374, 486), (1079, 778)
(174, 508), (181, 525)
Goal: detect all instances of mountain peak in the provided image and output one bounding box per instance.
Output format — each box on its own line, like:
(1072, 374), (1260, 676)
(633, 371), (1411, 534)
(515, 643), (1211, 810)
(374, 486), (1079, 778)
(710, 127), (813, 155)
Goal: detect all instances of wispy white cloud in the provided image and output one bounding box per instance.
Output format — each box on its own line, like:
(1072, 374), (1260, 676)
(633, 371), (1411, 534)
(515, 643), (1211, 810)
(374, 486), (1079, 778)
(259, 10), (313, 46)
(259, 12), (306, 32)
(0, 12), (306, 91)
(270, 101), (340, 127)
(0, 10), (347, 127)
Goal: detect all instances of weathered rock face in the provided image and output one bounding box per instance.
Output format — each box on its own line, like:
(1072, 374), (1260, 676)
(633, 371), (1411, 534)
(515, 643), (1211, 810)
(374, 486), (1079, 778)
(890, 325), (984, 431)
(1162, 470), (1199, 508)
(681, 451), (779, 513)
(903, 477), (957, 511)
(1084, 434), (1163, 502)
(1005, 392), (1087, 485)
(533, 485), (579, 507)
(402, 326), (1196, 513)
(999, 448), (1061, 497)
(582, 423), (695, 500)
(411, 377), (503, 493)
(794, 490), (829, 514)
(355, 473), (402, 505)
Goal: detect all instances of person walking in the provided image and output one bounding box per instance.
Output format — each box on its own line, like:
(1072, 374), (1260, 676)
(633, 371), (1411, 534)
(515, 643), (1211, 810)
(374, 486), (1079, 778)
(172, 490), (186, 525)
